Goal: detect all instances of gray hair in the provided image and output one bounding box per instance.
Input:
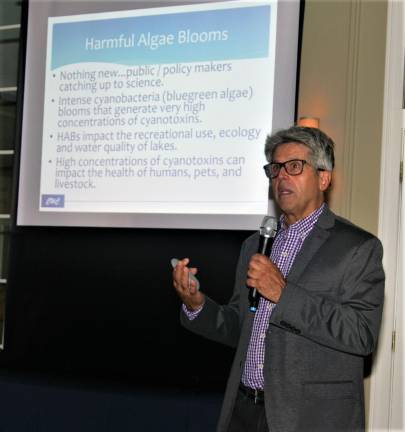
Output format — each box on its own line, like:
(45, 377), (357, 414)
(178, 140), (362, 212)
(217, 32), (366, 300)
(265, 126), (335, 171)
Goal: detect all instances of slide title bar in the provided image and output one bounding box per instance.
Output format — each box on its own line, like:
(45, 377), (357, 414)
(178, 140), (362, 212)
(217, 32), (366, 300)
(51, 5), (270, 69)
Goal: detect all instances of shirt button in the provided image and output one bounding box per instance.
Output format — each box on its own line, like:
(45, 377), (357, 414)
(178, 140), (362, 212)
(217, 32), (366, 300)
(258, 364), (263, 370)
(281, 251), (288, 257)
(260, 333), (266, 339)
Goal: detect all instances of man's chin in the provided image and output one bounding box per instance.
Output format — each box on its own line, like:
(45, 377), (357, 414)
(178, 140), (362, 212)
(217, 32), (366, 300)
(275, 195), (295, 211)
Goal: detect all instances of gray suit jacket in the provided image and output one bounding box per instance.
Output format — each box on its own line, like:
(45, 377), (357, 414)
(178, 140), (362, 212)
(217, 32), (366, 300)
(181, 207), (385, 432)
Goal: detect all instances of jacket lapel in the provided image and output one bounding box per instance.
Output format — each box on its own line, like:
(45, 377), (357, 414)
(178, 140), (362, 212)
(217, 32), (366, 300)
(286, 206), (335, 284)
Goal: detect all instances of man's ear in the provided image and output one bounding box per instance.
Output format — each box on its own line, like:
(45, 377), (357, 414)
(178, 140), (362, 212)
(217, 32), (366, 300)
(319, 170), (332, 192)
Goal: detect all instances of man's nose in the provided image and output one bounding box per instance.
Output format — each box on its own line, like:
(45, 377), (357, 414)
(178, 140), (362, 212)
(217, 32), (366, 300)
(277, 165), (290, 179)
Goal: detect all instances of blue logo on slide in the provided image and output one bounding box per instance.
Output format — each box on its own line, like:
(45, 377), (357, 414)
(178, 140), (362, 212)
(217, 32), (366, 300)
(41, 194), (65, 208)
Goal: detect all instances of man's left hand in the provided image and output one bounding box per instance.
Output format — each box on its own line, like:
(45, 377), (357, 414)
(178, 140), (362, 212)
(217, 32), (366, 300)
(246, 254), (286, 303)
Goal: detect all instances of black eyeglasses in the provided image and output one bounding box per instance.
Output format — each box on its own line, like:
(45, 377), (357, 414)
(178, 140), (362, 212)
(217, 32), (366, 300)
(263, 159), (322, 179)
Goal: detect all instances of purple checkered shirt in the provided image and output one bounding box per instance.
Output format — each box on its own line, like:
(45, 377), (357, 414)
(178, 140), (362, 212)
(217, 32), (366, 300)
(241, 203), (325, 389)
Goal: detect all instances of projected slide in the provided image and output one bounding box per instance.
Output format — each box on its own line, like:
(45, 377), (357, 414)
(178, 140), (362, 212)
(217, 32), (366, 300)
(39, 1), (277, 215)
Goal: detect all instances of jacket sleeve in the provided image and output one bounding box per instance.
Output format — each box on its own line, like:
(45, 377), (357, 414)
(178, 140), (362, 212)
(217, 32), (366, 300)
(269, 236), (385, 356)
(180, 235), (255, 348)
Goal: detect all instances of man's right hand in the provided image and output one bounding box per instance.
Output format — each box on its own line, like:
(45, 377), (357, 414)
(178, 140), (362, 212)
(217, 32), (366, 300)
(172, 258), (205, 311)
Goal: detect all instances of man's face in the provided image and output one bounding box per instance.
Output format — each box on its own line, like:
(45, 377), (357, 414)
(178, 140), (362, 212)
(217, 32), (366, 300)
(271, 142), (331, 225)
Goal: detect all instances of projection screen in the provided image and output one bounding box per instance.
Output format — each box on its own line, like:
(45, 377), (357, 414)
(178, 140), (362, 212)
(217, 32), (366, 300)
(17, 0), (301, 229)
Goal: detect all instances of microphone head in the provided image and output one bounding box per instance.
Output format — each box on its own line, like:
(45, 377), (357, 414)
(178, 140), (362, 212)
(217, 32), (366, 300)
(260, 215), (278, 237)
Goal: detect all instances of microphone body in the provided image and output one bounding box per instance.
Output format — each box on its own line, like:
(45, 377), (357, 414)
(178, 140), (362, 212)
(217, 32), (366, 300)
(248, 216), (278, 312)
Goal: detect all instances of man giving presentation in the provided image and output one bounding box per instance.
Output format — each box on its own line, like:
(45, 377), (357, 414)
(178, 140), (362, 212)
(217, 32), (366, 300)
(172, 126), (385, 432)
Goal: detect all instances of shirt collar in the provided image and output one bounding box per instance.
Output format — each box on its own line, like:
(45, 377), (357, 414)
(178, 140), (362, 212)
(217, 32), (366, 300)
(279, 203), (326, 236)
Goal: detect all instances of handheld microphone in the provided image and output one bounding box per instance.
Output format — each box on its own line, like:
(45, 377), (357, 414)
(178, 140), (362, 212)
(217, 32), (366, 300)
(248, 216), (278, 312)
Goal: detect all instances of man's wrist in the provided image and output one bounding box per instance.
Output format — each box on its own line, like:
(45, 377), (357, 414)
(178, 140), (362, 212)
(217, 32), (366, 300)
(182, 302), (204, 320)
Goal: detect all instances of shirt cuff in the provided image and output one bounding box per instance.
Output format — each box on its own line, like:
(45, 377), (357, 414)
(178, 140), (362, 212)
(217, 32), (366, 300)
(182, 303), (204, 320)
